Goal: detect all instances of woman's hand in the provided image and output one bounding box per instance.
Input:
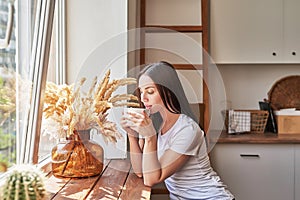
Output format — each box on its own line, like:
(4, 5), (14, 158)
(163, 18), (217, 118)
(120, 115), (139, 139)
(121, 110), (156, 138)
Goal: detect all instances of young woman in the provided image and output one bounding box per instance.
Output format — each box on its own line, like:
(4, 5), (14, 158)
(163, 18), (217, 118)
(121, 61), (234, 200)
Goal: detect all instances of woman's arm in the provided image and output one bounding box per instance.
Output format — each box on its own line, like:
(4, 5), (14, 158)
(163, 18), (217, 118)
(120, 115), (145, 177)
(127, 134), (144, 177)
(121, 111), (190, 185)
(142, 135), (190, 187)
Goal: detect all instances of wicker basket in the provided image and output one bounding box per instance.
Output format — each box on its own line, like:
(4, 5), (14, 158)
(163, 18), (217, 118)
(268, 75), (300, 110)
(223, 110), (269, 133)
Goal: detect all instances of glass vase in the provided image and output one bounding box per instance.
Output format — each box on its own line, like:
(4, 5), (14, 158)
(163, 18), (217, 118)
(51, 129), (104, 178)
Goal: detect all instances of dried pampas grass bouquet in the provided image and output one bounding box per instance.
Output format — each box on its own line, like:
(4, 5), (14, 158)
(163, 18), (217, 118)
(42, 69), (140, 143)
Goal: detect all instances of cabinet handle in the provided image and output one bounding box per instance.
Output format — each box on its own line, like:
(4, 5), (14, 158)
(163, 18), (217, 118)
(292, 51), (296, 56)
(272, 52), (277, 56)
(240, 154), (260, 158)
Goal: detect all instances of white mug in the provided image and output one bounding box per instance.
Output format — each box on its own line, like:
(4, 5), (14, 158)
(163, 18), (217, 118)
(123, 107), (150, 117)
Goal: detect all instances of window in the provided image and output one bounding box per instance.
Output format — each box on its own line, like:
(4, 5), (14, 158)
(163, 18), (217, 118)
(38, 0), (66, 163)
(0, 0), (64, 174)
(0, 0), (17, 173)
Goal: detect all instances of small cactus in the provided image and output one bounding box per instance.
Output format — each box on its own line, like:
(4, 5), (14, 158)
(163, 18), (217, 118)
(0, 165), (47, 200)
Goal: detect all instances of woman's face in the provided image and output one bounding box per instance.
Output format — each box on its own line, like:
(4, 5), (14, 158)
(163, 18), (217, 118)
(138, 74), (164, 114)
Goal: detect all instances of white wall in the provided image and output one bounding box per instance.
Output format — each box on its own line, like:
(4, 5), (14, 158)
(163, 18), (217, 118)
(217, 64), (300, 110)
(66, 0), (128, 158)
(66, 0), (127, 84)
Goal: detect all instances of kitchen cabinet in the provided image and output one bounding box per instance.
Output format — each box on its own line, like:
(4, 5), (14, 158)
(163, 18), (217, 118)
(283, 0), (300, 63)
(210, 143), (294, 200)
(210, 0), (300, 63)
(296, 145), (300, 200)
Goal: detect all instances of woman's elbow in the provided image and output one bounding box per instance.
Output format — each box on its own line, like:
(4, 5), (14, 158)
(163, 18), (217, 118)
(134, 173), (155, 186)
(143, 180), (154, 187)
(135, 172), (143, 178)
(143, 178), (159, 187)
(143, 173), (163, 187)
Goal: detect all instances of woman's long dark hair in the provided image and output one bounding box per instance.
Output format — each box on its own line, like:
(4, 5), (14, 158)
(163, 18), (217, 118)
(137, 61), (199, 126)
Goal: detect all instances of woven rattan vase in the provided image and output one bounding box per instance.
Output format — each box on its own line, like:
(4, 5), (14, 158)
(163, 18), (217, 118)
(51, 130), (104, 178)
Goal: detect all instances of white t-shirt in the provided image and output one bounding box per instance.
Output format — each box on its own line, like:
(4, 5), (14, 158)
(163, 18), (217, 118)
(157, 114), (234, 200)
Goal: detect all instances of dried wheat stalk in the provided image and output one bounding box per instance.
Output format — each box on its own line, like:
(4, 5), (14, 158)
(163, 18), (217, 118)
(42, 69), (140, 142)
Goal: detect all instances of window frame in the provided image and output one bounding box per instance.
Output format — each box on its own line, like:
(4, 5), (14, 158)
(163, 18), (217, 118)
(16, 0), (65, 165)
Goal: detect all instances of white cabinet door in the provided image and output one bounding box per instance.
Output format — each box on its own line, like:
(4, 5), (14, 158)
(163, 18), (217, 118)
(283, 0), (300, 63)
(210, 144), (294, 200)
(296, 145), (300, 200)
(210, 0), (283, 63)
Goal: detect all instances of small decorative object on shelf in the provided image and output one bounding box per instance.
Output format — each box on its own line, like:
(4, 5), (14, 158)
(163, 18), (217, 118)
(0, 165), (47, 200)
(42, 69), (139, 178)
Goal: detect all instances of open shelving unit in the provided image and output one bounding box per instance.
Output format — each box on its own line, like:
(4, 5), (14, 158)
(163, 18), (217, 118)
(138, 0), (210, 133)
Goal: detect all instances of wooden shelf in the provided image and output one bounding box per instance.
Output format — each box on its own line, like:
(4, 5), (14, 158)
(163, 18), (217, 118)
(173, 64), (204, 70)
(137, 0), (210, 134)
(144, 25), (203, 32)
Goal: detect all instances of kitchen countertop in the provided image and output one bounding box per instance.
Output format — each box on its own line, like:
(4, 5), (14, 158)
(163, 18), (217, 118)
(209, 130), (300, 144)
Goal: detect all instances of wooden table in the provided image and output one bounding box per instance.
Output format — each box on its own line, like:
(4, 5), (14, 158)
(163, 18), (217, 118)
(45, 159), (151, 200)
